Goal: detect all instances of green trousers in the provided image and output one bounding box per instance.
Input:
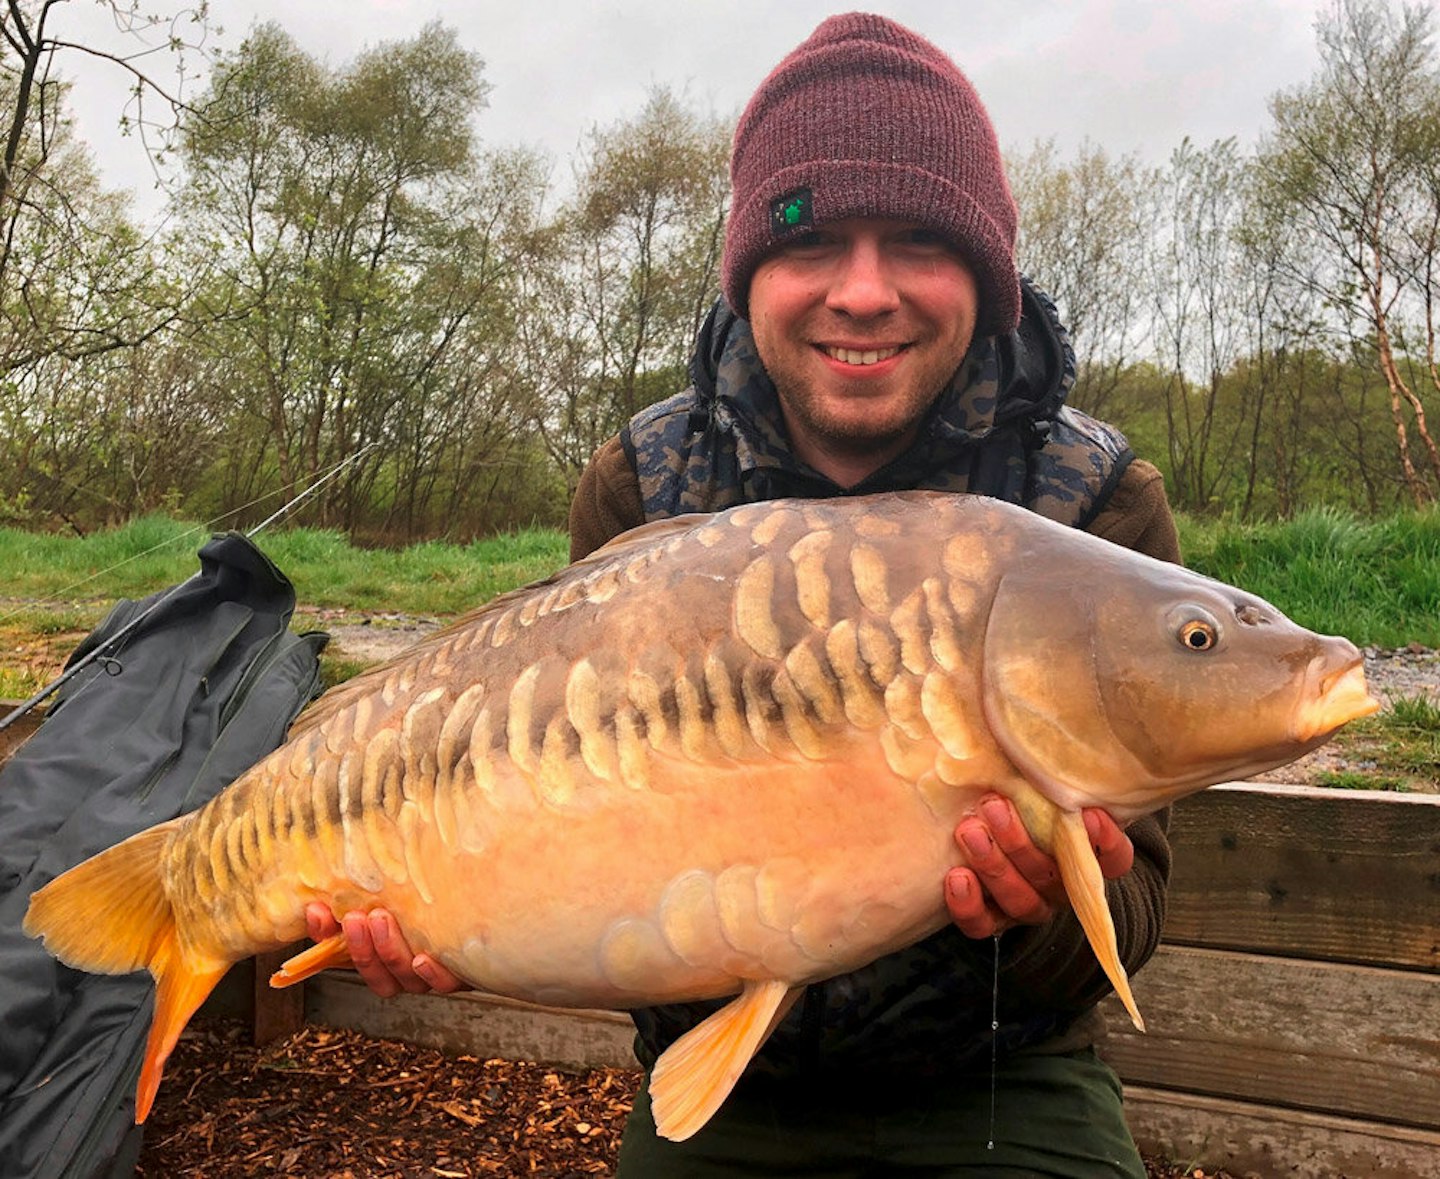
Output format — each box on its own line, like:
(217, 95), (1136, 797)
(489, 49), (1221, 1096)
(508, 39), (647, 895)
(615, 1048), (1145, 1178)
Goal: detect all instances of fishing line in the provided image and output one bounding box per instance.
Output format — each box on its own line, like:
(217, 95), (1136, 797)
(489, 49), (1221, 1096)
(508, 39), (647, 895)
(987, 932), (1000, 1152)
(0, 443), (379, 734)
(0, 443), (380, 629)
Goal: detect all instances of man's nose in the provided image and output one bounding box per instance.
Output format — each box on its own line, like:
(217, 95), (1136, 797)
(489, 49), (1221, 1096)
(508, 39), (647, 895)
(824, 241), (901, 318)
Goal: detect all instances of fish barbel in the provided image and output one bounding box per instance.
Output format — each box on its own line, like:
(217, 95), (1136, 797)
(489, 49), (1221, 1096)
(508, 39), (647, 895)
(25, 491), (1378, 1140)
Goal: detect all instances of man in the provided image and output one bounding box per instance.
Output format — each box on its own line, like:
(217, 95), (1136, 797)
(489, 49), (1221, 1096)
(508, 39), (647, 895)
(312, 13), (1179, 1176)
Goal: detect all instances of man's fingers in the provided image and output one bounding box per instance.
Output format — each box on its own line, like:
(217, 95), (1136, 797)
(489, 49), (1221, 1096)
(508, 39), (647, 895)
(955, 817), (1056, 927)
(1083, 808), (1135, 879)
(944, 868), (1010, 939)
(364, 910), (434, 995)
(311, 905), (469, 996)
(305, 902), (339, 944)
(978, 796), (1060, 893)
(341, 910), (402, 998)
(413, 954), (468, 994)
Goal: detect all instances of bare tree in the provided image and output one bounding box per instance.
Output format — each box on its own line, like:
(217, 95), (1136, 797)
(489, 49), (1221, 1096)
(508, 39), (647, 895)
(0, 1), (211, 268)
(1262, 0), (1440, 504)
(1009, 139), (1155, 419)
(524, 87), (731, 488)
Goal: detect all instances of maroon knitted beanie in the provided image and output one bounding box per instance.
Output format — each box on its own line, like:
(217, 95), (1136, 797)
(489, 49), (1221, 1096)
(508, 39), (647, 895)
(722, 12), (1020, 338)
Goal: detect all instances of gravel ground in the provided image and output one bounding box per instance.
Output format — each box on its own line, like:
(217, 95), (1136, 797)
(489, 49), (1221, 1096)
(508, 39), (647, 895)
(1242, 642), (1439, 789)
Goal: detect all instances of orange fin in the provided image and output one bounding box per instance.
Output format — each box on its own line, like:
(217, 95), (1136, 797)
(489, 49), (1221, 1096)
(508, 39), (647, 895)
(138, 940), (230, 1121)
(23, 819), (233, 1122)
(1052, 809), (1145, 1032)
(649, 979), (800, 1142)
(270, 933), (352, 987)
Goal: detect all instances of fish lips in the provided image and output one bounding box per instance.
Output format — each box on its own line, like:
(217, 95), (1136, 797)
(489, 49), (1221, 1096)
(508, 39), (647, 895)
(1293, 653), (1381, 744)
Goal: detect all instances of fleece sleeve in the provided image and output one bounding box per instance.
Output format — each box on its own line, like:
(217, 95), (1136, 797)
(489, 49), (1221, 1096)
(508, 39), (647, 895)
(567, 436), (646, 562)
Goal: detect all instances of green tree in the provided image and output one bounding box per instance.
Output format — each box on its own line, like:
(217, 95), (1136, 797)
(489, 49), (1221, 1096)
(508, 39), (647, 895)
(177, 22), (549, 537)
(1144, 138), (1254, 512)
(0, 3), (216, 529)
(1008, 139), (1155, 420)
(0, 97), (188, 528)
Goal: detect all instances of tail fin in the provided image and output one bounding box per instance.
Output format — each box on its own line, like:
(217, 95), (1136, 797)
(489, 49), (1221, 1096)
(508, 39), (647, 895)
(24, 820), (231, 1122)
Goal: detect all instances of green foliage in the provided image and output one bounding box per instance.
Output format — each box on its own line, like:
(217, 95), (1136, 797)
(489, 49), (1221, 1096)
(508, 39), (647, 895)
(317, 651), (374, 691)
(1323, 690), (1440, 792)
(1314, 769), (1410, 791)
(173, 21), (555, 541)
(0, 515), (569, 615)
(0, 514), (203, 601)
(0, 666), (45, 698)
(1177, 506), (1440, 646)
(242, 527), (571, 614)
(1383, 691), (1440, 732)
(521, 86), (732, 483)
(8, 5), (1440, 543)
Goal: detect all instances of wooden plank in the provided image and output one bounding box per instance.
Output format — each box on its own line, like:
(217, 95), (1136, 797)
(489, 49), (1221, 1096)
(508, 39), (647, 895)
(304, 971), (637, 1071)
(1165, 783), (1440, 970)
(252, 947), (306, 1045)
(1124, 1084), (1440, 1179)
(1099, 944), (1440, 1130)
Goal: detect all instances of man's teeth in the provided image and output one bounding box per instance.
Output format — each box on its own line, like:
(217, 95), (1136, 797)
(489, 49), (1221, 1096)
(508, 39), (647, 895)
(825, 346), (901, 366)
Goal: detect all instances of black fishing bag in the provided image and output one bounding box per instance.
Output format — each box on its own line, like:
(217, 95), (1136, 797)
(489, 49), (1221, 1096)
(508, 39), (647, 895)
(0, 532), (326, 1178)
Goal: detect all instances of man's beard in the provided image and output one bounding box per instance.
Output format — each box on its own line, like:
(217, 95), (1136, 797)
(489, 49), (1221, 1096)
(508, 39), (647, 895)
(764, 357), (958, 460)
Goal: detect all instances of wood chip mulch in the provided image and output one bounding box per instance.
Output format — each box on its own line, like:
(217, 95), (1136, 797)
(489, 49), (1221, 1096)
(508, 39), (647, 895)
(136, 1018), (636, 1177)
(135, 1017), (1234, 1178)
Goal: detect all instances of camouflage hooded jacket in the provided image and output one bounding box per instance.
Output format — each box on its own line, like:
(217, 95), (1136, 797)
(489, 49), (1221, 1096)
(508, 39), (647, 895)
(567, 281), (1178, 1087)
(624, 279), (1130, 531)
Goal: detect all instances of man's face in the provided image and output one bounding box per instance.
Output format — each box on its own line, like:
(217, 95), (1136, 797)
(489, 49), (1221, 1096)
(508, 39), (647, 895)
(747, 217), (980, 487)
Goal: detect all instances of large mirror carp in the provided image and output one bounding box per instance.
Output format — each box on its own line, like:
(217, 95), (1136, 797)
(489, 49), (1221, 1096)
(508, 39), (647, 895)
(26, 491), (1378, 1140)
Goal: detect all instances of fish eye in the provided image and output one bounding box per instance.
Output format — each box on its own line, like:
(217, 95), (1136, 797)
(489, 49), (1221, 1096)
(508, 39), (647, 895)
(1179, 619), (1219, 651)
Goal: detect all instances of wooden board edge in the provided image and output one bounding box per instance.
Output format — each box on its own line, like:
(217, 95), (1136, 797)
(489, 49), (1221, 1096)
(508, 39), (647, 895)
(1125, 1084), (1440, 1179)
(304, 971), (638, 1071)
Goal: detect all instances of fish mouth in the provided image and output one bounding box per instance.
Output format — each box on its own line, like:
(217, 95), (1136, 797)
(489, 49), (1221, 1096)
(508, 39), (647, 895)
(1294, 658), (1381, 744)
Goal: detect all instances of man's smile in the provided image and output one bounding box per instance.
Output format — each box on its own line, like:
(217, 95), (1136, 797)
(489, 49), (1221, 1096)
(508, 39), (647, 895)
(819, 344), (907, 367)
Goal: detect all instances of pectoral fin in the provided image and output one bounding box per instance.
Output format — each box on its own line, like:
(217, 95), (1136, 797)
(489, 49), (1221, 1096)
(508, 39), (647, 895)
(1052, 809), (1145, 1032)
(648, 978), (801, 1142)
(270, 933), (352, 987)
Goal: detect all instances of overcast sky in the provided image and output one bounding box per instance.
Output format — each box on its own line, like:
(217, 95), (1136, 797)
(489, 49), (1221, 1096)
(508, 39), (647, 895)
(58, 0), (1336, 220)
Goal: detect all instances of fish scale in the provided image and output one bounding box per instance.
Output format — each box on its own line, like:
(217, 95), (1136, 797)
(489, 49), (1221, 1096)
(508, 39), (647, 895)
(24, 490), (1380, 1142)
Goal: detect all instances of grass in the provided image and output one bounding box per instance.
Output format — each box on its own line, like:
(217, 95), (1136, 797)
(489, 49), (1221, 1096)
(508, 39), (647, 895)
(0, 515), (571, 703)
(7, 505), (1432, 644)
(0, 665), (45, 699)
(1320, 690), (1440, 792)
(0, 514), (571, 618)
(1384, 691), (1440, 732)
(1178, 506), (1440, 648)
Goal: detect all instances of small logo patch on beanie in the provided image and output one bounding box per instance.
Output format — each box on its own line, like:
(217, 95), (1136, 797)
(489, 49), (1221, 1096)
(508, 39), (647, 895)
(770, 187), (814, 235)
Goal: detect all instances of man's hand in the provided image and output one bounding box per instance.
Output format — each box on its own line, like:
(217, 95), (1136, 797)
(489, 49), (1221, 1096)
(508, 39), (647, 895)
(304, 903), (469, 997)
(944, 794), (1134, 938)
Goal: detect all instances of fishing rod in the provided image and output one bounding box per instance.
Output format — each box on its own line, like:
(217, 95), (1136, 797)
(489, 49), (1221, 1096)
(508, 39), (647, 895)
(0, 443), (380, 737)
